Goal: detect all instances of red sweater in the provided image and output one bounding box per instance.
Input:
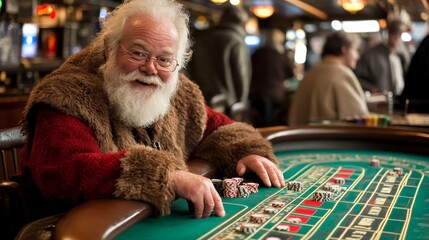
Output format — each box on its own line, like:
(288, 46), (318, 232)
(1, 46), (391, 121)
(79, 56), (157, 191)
(20, 105), (233, 204)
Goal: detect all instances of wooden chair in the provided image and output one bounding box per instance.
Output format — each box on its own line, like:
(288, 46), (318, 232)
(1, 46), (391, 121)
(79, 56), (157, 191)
(210, 93), (227, 113)
(0, 127), (28, 239)
(0, 127), (25, 180)
(0, 127), (61, 240)
(230, 101), (252, 123)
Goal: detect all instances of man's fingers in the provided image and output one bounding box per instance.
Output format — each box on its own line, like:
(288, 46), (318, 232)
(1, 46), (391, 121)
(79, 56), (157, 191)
(193, 200), (204, 218)
(202, 192), (215, 218)
(212, 188), (225, 217)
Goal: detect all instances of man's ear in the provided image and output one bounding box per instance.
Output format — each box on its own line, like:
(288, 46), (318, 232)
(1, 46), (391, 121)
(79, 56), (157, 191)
(340, 45), (347, 55)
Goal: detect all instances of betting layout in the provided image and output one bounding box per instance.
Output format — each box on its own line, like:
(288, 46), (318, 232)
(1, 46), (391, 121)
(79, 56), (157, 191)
(199, 150), (429, 240)
(116, 150), (429, 240)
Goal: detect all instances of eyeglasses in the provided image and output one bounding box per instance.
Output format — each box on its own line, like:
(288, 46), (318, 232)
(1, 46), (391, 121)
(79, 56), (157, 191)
(120, 43), (179, 72)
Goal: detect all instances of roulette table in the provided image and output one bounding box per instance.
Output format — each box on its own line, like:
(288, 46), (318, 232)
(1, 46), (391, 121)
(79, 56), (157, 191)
(52, 125), (429, 240)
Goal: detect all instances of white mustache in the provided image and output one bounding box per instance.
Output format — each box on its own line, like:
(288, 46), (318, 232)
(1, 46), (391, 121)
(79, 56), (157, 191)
(122, 70), (164, 87)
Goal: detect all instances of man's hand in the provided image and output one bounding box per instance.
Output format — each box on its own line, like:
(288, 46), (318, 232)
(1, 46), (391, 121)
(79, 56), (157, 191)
(236, 154), (285, 188)
(171, 170), (225, 218)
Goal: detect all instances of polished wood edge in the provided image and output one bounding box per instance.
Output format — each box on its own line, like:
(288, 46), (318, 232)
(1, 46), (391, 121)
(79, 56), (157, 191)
(266, 125), (429, 144)
(257, 125), (289, 138)
(266, 125), (429, 156)
(53, 199), (152, 240)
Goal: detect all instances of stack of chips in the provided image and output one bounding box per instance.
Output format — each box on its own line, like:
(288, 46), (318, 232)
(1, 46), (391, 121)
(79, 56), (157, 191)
(286, 217), (302, 223)
(263, 207), (278, 214)
(270, 201), (286, 208)
(394, 167), (403, 176)
(250, 213), (266, 223)
(237, 223), (259, 234)
(334, 177), (345, 185)
(371, 159), (380, 167)
(238, 185), (251, 197)
(342, 114), (391, 126)
(275, 224), (290, 231)
(222, 179), (238, 198)
(313, 190), (333, 202)
(212, 177), (259, 198)
(242, 182), (259, 193)
(287, 181), (303, 192)
(323, 183), (346, 194)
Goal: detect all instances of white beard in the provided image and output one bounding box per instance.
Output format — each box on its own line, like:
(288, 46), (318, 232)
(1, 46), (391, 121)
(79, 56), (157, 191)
(101, 60), (179, 128)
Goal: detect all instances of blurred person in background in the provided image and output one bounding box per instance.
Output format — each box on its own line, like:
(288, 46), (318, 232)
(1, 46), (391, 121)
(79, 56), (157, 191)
(249, 28), (294, 127)
(354, 20), (410, 97)
(400, 33), (429, 101)
(288, 31), (369, 126)
(399, 33), (429, 113)
(186, 4), (251, 113)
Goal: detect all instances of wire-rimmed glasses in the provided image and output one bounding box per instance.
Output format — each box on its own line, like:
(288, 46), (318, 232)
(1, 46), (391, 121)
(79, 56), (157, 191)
(120, 43), (179, 72)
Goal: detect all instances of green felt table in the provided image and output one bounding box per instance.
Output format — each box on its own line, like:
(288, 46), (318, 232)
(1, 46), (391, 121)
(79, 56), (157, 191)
(50, 126), (429, 240)
(116, 148), (429, 240)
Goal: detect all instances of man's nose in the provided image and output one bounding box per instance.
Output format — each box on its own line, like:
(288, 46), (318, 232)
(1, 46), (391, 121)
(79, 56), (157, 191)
(139, 58), (158, 75)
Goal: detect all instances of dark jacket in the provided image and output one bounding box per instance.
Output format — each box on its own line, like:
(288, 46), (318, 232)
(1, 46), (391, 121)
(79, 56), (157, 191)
(187, 24), (251, 107)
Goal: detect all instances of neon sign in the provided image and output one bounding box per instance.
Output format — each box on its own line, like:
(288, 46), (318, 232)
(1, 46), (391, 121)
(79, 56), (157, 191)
(36, 4), (56, 19)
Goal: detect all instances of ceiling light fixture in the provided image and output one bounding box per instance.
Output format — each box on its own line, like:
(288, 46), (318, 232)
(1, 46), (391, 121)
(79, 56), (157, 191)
(338, 0), (366, 14)
(250, 5), (275, 18)
(211, 0), (228, 4)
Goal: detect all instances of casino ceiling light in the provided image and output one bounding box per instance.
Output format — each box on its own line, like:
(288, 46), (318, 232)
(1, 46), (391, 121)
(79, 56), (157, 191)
(211, 0), (228, 4)
(250, 5), (275, 19)
(338, 0), (366, 14)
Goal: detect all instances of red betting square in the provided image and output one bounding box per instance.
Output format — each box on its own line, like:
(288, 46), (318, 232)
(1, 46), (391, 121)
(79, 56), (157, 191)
(334, 173), (352, 178)
(294, 207), (316, 215)
(339, 169), (354, 173)
(303, 199), (323, 207)
(289, 225), (301, 233)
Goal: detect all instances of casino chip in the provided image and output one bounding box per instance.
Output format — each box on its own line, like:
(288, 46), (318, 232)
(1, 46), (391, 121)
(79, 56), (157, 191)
(238, 185), (251, 198)
(236, 223), (259, 234)
(334, 177), (345, 185)
(242, 182), (259, 193)
(287, 181), (303, 192)
(263, 207), (278, 214)
(270, 201), (286, 208)
(232, 177), (244, 185)
(394, 167), (403, 176)
(250, 213), (266, 223)
(286, 217), (302, 223)
(313, 190), (333, 202)
(275, 224), (290, 231)
(371, 158), (380, 167)
(323, 183), (343, 194)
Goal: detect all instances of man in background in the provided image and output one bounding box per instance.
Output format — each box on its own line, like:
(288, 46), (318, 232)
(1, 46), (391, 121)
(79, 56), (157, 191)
(288, 31), (369, 126)
(354, 19), (410, 97)
(186, 4), (251, 113)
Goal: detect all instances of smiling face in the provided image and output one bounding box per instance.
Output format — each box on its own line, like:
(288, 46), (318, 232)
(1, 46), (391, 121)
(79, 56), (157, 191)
(102, 14), (180, 127)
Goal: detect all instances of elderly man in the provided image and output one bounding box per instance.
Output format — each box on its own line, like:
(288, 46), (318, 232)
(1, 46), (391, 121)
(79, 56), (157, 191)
(18, 0), (284, 220)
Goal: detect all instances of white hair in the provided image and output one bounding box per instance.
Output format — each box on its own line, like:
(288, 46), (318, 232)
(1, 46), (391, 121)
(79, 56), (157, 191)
(92, 0), (192, 70)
